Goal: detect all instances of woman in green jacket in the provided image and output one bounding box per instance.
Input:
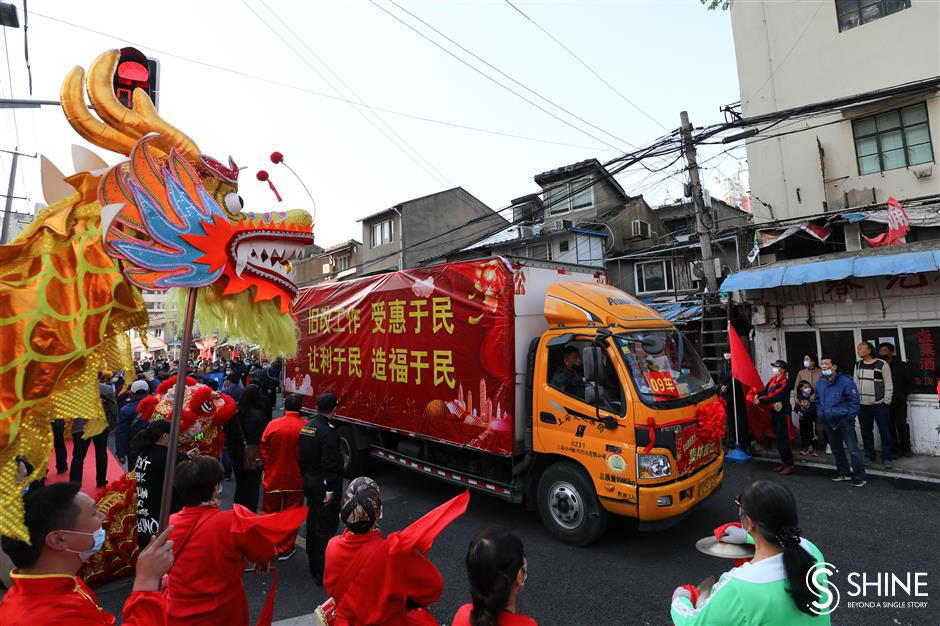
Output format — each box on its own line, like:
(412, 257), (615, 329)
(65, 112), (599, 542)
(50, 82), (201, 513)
(670, 480), (832, 626)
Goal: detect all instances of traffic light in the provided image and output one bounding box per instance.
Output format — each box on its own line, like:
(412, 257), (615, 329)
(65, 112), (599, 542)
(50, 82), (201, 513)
(113, 47), (159, 110)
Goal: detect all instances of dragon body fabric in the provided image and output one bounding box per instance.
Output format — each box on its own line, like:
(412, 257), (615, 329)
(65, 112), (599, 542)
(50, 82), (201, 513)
(0, 50), (314, 540)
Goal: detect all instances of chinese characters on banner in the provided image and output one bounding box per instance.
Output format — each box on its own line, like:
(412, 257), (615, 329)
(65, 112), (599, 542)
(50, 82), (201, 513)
(863, 197), (911, 247)
(903, 326), (939, 393)
(645, 371), (679, 398)
(290, 260), (516, 455)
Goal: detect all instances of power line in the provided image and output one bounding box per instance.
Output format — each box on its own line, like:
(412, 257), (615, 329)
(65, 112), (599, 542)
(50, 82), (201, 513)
(503, 0), (668, 132)
(240, 0), (451, 188)
(368, 0), (629, 153)
(26, 12), (614, 154)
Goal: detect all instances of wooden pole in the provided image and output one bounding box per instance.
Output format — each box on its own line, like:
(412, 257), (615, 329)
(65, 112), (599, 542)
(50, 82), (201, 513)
(158, 287), (198, 531)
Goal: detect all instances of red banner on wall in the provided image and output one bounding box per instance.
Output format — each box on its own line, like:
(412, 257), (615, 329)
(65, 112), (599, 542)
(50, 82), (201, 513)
(289, 259), (516, 455)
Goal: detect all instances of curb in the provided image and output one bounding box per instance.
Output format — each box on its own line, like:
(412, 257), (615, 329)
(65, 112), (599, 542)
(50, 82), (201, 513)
(748, 452), (940, 485)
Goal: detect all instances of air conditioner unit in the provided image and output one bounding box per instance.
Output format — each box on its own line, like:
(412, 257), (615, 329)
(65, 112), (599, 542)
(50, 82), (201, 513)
(553, 219), (573, 232)
(632, 219), (651, 238)
(518, 225), (535, 238)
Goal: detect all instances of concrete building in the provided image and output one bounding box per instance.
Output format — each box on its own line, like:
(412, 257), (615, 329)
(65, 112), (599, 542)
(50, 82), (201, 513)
(724, 0), (940, 455)
(294, 240), (360, 286)
(730, 0), (939, 221)
(359, 187), (506, 274)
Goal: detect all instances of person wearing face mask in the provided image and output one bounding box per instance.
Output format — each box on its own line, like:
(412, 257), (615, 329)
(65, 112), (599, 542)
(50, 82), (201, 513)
(0, 482), (174, 625)
(453, 526), (537, 626)
(755, 360), (794, 475)
(793, 381), (819, 457)
(165, 455), (308, 625)
(792, 354), (823, 455)
(816, 356), (866, 486)
(671, 480), (830, 625)
(322, 477), (470, 626)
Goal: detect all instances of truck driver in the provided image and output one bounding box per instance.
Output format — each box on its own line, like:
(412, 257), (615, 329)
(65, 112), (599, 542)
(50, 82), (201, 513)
(552, 346), (587, 399)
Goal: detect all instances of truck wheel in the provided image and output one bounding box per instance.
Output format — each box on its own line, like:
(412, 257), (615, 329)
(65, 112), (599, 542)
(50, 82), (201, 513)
(537, 461), (608, 546)
(337, 426), (368, 477)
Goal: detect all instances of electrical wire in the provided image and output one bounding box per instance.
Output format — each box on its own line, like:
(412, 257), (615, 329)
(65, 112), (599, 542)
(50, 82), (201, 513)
(26, 11), (615, 153)
(503, 0), (668, 132)
(240, 0), (451, 188)
(368, 0), (629, 153)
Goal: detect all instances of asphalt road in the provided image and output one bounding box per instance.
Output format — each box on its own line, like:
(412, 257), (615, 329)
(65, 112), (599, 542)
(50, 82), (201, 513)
(97, 459), (940, 625)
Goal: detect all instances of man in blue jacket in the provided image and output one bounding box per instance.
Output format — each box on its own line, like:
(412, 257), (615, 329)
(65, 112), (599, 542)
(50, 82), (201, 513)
(816, 356), (866, 487)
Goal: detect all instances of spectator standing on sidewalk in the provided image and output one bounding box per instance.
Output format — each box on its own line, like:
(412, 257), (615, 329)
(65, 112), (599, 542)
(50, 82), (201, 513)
(793, 354), (823, 455)
(853, 342), (893, 465)
(794, 381), (818, 457)
(755, 360), (794, 475)
(817, 357), (866, 487)
(878, 342), (914, 457)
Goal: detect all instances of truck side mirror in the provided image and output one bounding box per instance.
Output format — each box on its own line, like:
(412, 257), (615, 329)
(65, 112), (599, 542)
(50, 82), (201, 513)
(582, 346), (604, 383)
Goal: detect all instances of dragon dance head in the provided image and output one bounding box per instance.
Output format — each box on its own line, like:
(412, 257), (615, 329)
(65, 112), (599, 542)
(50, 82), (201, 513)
(137, 376), (235, 458)
(63, 49), (314, 354)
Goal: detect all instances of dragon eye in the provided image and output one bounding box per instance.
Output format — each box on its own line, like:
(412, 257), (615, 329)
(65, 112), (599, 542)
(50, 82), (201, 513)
(224, 192), (244, 214)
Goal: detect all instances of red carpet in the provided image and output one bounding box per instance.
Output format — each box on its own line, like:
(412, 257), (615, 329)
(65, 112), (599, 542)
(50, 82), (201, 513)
(47, 439), (127, 495)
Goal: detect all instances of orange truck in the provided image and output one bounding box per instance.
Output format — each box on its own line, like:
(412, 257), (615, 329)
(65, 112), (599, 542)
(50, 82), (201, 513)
(287, 257), (724, 545)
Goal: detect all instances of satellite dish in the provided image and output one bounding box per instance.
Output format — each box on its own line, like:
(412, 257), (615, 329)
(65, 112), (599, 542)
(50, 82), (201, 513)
(691, 260), (705, 279)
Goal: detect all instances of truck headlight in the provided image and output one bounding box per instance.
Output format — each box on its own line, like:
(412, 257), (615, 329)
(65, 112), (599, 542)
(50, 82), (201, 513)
(638, 454), (672, 479)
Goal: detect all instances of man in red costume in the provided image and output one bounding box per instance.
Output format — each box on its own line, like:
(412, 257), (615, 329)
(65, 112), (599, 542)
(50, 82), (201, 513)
(323, 477), (470, 625)
(260, 394), (307, 559)
(165, 455), (308, 626)
(0, 482), (174, 625)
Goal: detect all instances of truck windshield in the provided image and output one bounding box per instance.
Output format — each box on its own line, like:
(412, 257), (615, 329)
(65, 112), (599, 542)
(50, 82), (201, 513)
(613, 330), (715, 408)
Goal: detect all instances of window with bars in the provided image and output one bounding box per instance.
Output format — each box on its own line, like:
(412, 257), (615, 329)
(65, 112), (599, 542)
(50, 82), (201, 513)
(836, 0), (911, 32)
(853, 103), (933, 175)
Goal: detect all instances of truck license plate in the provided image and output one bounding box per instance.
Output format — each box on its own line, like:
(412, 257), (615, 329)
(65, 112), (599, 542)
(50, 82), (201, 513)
(698, 473), (720, 498)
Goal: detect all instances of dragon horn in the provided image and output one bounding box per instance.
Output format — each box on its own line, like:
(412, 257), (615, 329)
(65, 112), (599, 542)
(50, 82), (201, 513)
(60, 65), (137, 156)
(86, 50), (201, 161)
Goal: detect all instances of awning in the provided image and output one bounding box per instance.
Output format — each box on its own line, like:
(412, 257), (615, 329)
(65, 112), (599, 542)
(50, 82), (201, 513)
(642, 298), (703, 324)
(721, 249), (940, 291)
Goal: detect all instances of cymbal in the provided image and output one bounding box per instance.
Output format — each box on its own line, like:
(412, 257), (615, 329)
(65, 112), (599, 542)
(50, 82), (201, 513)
(695, 536), (756, 559)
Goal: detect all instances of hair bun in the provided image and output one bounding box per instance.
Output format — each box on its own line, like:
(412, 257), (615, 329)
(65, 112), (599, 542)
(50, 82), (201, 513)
(776, 525), (802, 547)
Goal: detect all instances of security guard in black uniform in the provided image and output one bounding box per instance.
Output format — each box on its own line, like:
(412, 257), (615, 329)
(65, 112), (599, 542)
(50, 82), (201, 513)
(298, 392), (343, 584)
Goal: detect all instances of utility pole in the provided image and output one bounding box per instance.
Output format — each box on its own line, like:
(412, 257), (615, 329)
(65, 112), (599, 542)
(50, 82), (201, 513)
(680, 111), (719, 293)
(1, 147), (19, 245)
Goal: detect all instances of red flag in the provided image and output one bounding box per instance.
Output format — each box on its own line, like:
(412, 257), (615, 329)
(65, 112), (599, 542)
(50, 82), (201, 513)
(728, 322), (763, 390)
(864, 197), (910, 247)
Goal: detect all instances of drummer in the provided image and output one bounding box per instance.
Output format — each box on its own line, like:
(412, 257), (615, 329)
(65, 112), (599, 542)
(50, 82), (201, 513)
(670, 480), (832, 625)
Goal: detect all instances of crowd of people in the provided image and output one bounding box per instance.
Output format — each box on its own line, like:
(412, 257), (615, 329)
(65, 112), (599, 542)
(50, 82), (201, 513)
(720, 341), (915, 486)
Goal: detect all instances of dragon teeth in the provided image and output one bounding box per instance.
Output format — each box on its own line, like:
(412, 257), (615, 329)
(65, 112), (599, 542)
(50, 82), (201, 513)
(236, 245), (251, 277)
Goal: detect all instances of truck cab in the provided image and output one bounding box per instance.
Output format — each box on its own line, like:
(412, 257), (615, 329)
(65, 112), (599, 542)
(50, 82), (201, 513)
(527, 281), (724, 544)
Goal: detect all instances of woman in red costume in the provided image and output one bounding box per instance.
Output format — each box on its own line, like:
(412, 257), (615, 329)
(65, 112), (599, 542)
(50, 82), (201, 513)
(323, 477), (469, 625)
(165, 455), (307, 626)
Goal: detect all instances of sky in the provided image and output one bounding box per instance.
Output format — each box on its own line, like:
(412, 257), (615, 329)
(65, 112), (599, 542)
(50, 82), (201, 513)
(0, 0), (746, 248)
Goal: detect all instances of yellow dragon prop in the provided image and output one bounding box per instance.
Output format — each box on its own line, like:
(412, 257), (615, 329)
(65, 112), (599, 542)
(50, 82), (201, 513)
(0, 50), (314, 540)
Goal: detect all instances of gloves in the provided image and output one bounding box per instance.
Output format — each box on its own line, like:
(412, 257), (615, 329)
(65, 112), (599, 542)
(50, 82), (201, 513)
(714, 521), (748, 544)
(672, 584), (699, 606)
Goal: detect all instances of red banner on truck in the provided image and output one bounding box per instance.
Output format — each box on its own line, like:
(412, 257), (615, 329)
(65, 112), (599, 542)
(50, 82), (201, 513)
(289, 259), (516, 455)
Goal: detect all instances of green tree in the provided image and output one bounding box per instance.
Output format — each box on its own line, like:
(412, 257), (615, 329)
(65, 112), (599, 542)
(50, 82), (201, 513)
(701, 0), (731, 10)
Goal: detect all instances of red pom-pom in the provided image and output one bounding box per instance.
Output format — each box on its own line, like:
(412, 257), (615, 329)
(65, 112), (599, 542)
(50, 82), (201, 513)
(270, 151), (284, 164)
(256, 170), (270, 182)
(696, 397), (728, 442)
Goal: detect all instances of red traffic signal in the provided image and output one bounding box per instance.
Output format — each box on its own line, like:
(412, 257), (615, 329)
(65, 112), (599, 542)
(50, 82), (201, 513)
(113, 47), (159, 110)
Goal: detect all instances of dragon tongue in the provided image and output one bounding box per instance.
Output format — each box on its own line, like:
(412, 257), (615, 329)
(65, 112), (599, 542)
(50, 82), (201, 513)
(235, 245), (251, 277)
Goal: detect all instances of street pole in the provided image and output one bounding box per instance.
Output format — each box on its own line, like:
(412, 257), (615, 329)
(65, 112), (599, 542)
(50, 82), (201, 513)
(1, 148), (19, 244)
(158, 287), (198, 531)
(679, 112), (719, 293)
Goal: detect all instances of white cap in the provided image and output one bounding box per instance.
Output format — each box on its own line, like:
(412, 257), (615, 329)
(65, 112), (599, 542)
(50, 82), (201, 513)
(130, 380), (150, 394)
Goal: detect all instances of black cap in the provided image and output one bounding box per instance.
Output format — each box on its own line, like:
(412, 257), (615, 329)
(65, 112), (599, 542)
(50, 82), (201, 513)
(772, 359), (788, 370)
(317, 392), (338, 413)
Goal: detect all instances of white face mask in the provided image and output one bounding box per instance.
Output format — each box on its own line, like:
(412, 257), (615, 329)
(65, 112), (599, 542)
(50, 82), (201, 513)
(822, 368), (833, 377)
(723, 353), (731, 361)
(60, 527), (106, 561)
(803, 360), (811, 369)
